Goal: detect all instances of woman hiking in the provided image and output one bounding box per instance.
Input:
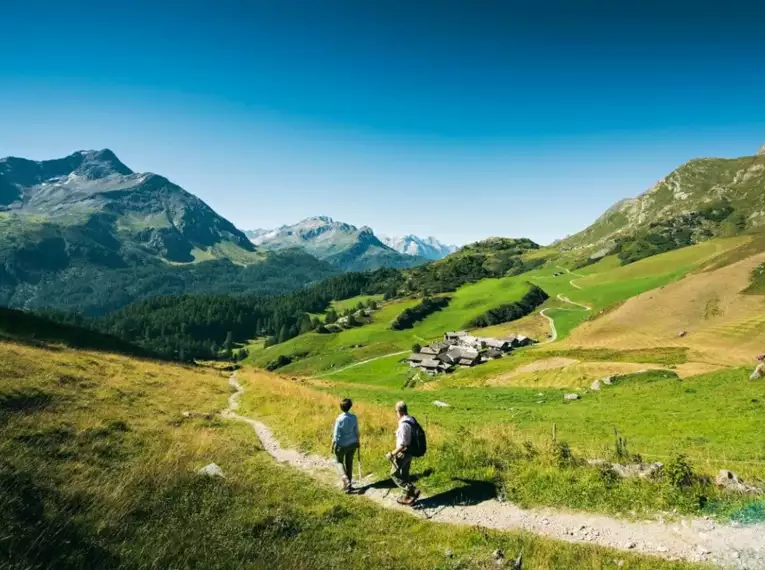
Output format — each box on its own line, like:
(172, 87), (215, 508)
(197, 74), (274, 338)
(331, 398), (359, 492)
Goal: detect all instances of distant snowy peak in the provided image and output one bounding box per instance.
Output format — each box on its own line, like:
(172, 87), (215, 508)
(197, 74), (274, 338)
(243, 217), (427, 271)
(380, 234), (458, 260)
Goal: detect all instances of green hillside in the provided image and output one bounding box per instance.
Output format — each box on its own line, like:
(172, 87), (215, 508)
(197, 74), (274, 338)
(0, 338), (694, 570)
(246, 275), (535, 375)
(561, 149), (765, 261)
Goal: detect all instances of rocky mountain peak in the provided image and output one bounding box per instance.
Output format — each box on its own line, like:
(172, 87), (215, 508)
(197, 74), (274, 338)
(70, 149), (133, 179)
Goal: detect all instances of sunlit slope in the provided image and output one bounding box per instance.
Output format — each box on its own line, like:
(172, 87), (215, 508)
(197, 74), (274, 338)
(563, 248), (765, 365)
(521, 237), (749, 342)
(246, 276), (532, 374)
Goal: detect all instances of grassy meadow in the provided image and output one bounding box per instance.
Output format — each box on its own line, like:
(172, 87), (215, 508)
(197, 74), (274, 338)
(238, 366), (765, 520)
(246, 277), (532, 374)
(0, 339), (699, 570)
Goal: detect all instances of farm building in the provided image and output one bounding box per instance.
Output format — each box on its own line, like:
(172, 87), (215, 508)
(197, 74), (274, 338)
(407, 330), (534, 374)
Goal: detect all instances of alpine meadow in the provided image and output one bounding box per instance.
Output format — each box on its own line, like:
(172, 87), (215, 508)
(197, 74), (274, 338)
(3, 3), (765, 569)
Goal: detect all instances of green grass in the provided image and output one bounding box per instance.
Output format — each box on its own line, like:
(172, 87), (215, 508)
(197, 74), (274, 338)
(527, 238), (748, 340)
(0, 340), (698, 570)
(241, 365), (765, 519)
(247, 278), (531, 376)
(332, 294), (384, 312)
(249, 238), (747, 389)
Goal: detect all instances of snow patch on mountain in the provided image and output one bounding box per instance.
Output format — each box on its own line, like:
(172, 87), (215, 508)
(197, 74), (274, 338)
(380, 234), (458, 260)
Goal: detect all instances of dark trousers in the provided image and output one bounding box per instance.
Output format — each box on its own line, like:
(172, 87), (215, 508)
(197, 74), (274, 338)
(334, 443), (358, 481)
(390, 453), (416, 496)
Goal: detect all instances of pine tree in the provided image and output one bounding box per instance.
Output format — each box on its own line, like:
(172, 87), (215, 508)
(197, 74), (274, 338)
(325, 309), (338, 324)
(299, 313), (313, 334)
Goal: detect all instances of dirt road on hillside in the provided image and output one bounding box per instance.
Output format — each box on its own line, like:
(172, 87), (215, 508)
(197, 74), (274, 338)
(539, 294), (592, 344)
(222, 372), (765, 569)
(316, 350), (409, 377)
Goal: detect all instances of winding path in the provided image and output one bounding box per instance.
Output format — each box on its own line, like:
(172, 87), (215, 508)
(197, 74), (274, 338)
(539, 294), (592, 345)
(317, 350), (409, 378)
(221, 372), (765, 569)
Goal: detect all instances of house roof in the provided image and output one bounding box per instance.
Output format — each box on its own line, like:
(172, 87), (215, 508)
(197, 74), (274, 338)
(407, 353), (430, 362)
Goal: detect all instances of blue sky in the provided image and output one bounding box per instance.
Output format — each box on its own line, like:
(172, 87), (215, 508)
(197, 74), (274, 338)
(2, 1), (764, 245)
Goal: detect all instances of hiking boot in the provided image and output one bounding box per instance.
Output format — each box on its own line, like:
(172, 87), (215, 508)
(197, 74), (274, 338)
(396, 495), (414, 505)
(340, 476), (350, 491)
(410, 489), (421, 503)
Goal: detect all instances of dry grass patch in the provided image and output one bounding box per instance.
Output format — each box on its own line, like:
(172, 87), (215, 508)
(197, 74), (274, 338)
(564, 251), (765, 365)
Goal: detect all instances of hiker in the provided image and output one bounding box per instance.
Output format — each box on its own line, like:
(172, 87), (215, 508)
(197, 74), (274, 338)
(331, 398), (359, 492)
(385, 401), (424, 505)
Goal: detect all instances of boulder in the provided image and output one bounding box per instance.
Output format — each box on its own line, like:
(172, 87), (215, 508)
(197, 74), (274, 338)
(197, 463), (225, 478)
(432, 400), (451, 408)
(678, 330), (687, 338)
(602, 376), (614, 385)
(590, 379), (601, 391)
(564, 393), (581, 401)
(715, 470), (763, 494)
(610, 462), (663, 480)
(750, 362), (765, 380)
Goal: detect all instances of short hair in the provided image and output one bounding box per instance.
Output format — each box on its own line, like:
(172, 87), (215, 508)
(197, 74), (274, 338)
(340, 398), (353, 412)
(395, 401), (408, 415)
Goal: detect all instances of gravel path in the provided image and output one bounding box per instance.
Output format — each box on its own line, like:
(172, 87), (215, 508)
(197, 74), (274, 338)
(316, 350), (410, 378)
(222, 373), (765, 569)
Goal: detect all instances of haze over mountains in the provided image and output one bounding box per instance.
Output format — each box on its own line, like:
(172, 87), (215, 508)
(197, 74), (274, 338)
(245, 216), (433, 271)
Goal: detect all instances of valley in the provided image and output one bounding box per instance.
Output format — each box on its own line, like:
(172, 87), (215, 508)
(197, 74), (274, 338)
(3, 144), (765, 570)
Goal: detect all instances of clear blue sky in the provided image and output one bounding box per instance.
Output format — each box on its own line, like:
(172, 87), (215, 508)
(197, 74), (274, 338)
(2, 1), (764, 245)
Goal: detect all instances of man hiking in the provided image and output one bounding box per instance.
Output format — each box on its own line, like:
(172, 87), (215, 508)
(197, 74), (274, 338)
(331, 398), (359, 492)
(386, 401), (424, 505)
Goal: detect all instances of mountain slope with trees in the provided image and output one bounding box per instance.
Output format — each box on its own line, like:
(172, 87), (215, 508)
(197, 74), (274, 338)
(0, 150), (338, 314)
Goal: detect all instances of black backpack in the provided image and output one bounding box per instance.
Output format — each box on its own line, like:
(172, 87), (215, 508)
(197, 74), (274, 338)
(405, 417), (427, 457)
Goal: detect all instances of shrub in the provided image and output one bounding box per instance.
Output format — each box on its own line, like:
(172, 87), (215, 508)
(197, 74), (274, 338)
(265, 355), (292, 371)
(665, 453), (694, 488)
(391, 297), (450, 330)
(412, 343), (422, 353)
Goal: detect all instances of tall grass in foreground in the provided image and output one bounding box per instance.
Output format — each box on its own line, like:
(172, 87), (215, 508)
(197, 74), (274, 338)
(239, 368), (761, 519)
(0, 340), (697, 569)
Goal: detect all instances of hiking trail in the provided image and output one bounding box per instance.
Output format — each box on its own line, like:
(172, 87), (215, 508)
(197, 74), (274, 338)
(539, 294), (592, 345)
(317, 351), (410, 378)
(222, 372), (765, 569)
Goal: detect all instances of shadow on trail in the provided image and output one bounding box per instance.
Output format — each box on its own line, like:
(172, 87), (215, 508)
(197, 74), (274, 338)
(415, 478), (497, 509)
(354, 468), (436, 493)
(354, 474), (498, 510)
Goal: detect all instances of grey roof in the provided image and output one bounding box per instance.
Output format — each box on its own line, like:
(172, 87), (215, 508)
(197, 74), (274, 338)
(414, 358), (441, 369)
(407, 353), (430, 362)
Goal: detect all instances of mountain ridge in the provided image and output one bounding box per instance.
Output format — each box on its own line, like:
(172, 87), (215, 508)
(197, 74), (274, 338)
(379, 234), (458, 260)
(245, 216), (428, 271)
(561, 144), (765, 255)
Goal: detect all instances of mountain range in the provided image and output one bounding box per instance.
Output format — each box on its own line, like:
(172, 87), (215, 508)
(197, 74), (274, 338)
(0, 150), (337, 314)
(245, 217), (435, 271)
